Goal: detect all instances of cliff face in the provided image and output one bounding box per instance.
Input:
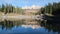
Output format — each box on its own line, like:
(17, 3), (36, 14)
(23, 9), (40, 15)
(21, 5), (41, 15)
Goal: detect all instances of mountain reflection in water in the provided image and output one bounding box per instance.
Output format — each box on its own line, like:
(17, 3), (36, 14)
(0, 19), (59, 34)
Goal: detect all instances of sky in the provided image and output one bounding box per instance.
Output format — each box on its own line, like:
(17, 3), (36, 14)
(0, 0), (60, 7)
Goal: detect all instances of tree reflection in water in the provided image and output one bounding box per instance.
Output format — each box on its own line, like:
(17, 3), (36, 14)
(0, 19), (60, 34)
(0, 19), (38, 30)
(0, 19), (25, 30)
(36, 20), (60, 34)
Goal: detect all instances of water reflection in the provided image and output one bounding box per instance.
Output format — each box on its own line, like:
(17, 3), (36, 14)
(0, 19), (39, 30)
(37, 20), (60, 34)
(0, 19), (59, 34)
(21, 25), (40, 29)
(0, 19), (25, 30)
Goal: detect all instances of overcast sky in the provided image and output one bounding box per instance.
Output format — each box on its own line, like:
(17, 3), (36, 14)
(0, 0), (60, 7)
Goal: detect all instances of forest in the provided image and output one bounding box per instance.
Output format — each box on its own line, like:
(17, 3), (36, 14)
(40, 2), (60, 16)
(0, 4), (24, 14)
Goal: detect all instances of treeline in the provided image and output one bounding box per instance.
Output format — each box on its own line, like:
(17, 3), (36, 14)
(0, 4), (24, 14)
(40, 2), (60, 15)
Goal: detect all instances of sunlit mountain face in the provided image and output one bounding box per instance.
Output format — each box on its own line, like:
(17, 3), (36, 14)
(21, 5), (42, 9)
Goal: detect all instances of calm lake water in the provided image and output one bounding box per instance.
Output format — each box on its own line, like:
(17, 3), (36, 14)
(0, 19), (59, 34)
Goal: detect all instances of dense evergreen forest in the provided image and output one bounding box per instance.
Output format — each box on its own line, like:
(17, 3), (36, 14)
(0, 4), (24, 14)
(40, 2), (60, 15)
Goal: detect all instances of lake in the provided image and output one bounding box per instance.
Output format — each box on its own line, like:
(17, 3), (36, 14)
(0, 18), (59, 34)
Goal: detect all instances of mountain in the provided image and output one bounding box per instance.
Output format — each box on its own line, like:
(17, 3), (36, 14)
(22, 5), (42, 9)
